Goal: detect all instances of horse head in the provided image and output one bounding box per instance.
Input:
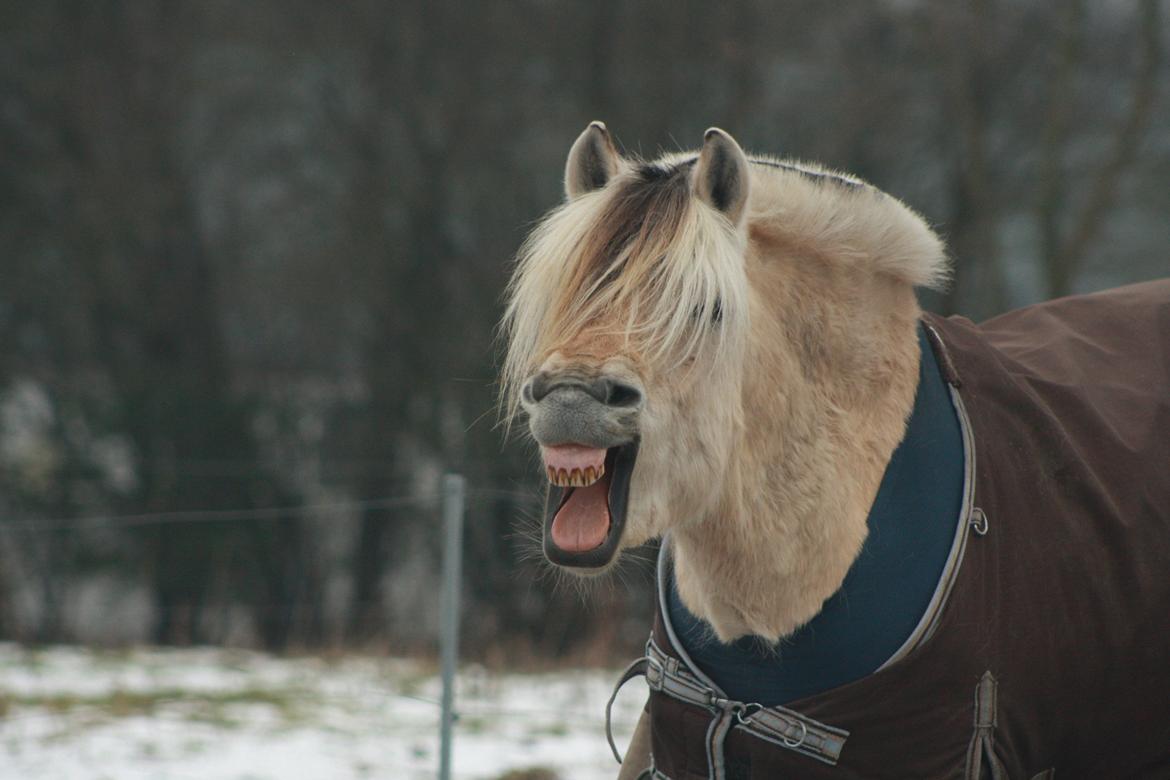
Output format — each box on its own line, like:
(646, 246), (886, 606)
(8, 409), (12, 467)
(502, 123), (947, 640)
(502, 122), (753, 573)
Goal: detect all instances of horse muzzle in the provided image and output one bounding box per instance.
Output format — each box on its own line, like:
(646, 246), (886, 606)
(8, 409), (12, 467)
(520, 371), (643, 569)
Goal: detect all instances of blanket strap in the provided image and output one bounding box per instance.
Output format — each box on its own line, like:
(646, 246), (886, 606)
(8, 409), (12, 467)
(606, 633), (850, 774)
(964, 671), (1007, 780)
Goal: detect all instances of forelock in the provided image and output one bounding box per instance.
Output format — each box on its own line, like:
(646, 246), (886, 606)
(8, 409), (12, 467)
(501, 159), (749, 423)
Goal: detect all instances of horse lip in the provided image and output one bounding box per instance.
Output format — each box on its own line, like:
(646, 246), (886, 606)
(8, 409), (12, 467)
(542, 439), (639, 569)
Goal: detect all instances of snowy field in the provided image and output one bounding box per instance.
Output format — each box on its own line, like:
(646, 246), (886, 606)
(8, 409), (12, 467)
(0, 643), (642, 780)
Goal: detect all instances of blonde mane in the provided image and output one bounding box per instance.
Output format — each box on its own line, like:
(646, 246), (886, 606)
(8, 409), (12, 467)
(742, 155), (947, 289)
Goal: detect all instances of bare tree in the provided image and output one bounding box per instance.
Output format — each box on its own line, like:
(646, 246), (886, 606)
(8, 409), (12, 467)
(1038, 0), (1162, 297)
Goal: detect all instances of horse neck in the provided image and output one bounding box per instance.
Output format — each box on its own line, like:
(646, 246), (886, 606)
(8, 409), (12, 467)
(671, 257), (922, 643)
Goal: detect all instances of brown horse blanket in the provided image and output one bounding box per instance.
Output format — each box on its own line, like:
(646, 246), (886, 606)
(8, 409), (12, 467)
(638, 280), (1170, 779)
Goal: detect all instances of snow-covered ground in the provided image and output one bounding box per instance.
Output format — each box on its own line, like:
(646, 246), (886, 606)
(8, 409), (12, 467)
(0, 643), (642, 780)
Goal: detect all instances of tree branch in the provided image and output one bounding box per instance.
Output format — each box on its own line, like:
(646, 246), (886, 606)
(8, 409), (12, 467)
(1054, 0), (1162, 295)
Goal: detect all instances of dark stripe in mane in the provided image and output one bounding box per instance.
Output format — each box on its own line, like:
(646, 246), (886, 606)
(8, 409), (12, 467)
(564, 161), (692, 304)
(636, 160), (692, 181)
(748, 158), (864, 189)
(668, 154), (863, 190)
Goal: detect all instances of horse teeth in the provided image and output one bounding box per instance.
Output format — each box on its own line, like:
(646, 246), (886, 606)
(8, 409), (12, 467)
(546, 462), (606, 487)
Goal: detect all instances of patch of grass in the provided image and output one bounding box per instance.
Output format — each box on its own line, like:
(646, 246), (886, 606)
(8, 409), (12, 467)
(89, 647), (135, 667)
(493, 769), (561, 780)
(394, 669), (434, 699)
(531, 721), (570, 738)
(7, 648), (47, 673)
(457, 715), (490, 734)
(5, 689), (174, 717)
(182, 738), (209, 754)
(184, 706), (246, 729)
(2, 685), (311, 727)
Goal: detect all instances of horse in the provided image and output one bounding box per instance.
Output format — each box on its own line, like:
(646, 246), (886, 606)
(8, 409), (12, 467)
(499, 122), (1170, 779)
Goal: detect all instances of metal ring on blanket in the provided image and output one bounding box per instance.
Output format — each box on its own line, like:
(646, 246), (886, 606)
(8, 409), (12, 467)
(782, 719), (808, 748)
(734, 702), (764, 726)
(971, 507), (989, 536)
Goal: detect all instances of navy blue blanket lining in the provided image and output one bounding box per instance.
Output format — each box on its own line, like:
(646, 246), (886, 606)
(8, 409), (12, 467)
(666, 324), (964, 705)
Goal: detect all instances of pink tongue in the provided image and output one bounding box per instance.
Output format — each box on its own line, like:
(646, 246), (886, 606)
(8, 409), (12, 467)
(541, 444), (606, 472)
(551, 479), (611, 553)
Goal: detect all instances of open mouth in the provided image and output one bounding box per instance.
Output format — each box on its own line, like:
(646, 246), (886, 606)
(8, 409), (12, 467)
(540, 439), (639, 568)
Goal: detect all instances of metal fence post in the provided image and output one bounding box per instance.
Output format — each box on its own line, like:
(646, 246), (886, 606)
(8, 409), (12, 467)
(438, 473), (465, 780)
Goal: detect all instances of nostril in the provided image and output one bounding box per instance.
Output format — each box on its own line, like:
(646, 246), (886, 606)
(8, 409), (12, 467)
(527, 374), (552, 403)
(605, 380), (643, 408)
(528, 372), (641, 408)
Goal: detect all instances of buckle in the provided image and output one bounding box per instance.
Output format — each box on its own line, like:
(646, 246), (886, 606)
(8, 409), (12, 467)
(644, 655), (665, 689)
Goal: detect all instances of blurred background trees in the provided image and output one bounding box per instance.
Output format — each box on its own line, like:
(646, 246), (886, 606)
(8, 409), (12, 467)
(0, 0), (1166, 657)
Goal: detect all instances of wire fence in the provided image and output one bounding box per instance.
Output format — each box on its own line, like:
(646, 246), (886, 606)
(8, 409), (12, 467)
(0, 469), (652, 661)
(0, 476), (645, 780)
(0, 476), (654, 654)
(0, 478), (576, 652)
(0, 487), (542, 533)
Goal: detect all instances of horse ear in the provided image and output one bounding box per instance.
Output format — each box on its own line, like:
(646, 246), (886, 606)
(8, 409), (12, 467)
(565, 121), (621, 199)
(693, 128), (750, 226)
